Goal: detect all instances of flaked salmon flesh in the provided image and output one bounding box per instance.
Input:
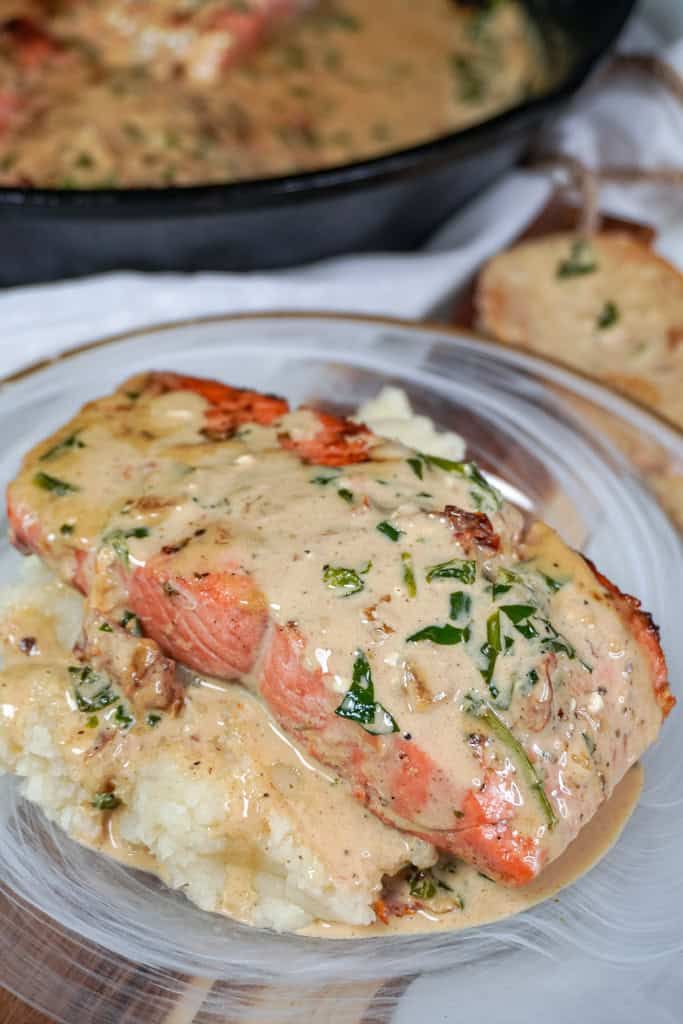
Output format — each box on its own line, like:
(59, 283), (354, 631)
(6, 372), (674, 889)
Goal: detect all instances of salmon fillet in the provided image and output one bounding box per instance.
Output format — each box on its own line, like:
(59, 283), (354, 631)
(2, 2), (316, 84)
(6, 372), (674, 888)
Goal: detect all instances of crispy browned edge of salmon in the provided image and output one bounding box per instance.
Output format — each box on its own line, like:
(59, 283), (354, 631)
(582, 554), (675, 718)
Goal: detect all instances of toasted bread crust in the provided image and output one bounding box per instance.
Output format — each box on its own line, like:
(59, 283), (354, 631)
(476, 231), (683, 431)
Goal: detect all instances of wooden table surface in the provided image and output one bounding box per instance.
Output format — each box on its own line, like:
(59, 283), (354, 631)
(0, 989), (54, 1023)
(0, 978), (410, 1024)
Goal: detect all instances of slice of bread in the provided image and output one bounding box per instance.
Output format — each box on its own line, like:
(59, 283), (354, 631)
(475, 231), (683, 430)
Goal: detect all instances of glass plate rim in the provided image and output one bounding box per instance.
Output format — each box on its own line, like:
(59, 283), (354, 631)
(0, 310), (680, 445)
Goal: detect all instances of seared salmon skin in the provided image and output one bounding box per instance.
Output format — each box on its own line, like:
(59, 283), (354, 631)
(6, 372), (674, 888)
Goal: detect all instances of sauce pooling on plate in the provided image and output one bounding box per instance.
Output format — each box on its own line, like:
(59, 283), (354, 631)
(0, 0), (548, 188)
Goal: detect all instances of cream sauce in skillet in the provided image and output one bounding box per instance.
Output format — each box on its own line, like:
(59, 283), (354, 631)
(0, 0), (549, 188)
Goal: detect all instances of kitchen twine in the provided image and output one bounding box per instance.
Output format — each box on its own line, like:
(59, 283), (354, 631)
(527, 53), (683, 236)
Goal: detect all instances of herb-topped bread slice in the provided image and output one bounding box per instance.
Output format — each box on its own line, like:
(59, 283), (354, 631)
(475, 231), (683, 430)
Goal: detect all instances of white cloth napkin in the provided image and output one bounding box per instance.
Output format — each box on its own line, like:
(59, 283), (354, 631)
(0, 0), (681, 378)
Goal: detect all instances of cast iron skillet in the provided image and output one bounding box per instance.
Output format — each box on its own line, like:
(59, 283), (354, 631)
(0, 0), (636, 285)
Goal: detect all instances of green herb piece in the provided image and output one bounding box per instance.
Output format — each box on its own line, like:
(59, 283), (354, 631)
(582, 731), (596, 756)
(453, 809), (464, 820)
(401, 552), (417, 598)
(99, 622), (113, 633)
(335, 651), (399, 735)
(407, 623), (470, 645)
(538, 618), (576, 659)
(450, 591), (471, 621)
(500, 604), (539, 640)
(70, 665), (119, 712)
(421, 455), (502, 512)
(338, 488), (354, 504)
(540, 572), (564, 592)
(33, 471), (79, 496)
(125, 390), (140, 401)
(480, 611), (503, 698)
(104, 526), (151, 564)
(60, 523), (75, 535)
(119, 610), (143, 636)
(40, 432), (85, 462)
(322, 561), (371, 597)
(146, 713), (161, 728)
(86, 715), (99, 729)
(450, 54), (486, 102)
(75, 686), (117, 712)
(113, 704), (134, 729)
(462, 692), (557, 829)
(310, 473), (339, 485)
(426, 558), (476, 584)
(92, 792), (121, 811)
(491, 568), (521, 599)
(597, 301), (619, 329)
(409, 869), (437, 900)
(557, 239), (598, 279)
(377, 520), (402, 542)
(407, 457), (424, 480)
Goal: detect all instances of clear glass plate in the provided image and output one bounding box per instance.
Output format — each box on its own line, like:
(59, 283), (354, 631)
(0, 315), (681, 1024)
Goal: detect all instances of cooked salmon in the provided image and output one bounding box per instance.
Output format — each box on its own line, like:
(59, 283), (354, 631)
(6, 372), (674, 888)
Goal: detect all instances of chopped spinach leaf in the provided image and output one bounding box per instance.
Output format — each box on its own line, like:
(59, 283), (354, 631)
(420, 455), (501, 512)
(407, 623), (470, 645)
(407, 457), (424, 480)
(99, 622), (113, 633)
(119, 610), (143, 636)
(426, 558), (476, 584)
(462, 692), (557, 829)
(338, 488), (354, 504)
(538, 618), (576, 659)
(335, 651), (399, 735)
(491, 568), (521, 599)
(310, 473), (339, 486)
(60, 523), (75, 535)
(540, 572), (564, 592)
(322, 561), (371, 597)
(409, 869), (437, 900)
(113, 704), (134, 729)
(480, 611), (503, 698)
(92, 792), (121, 811)
(146, 713), (161, 728)
(401, 552), (417, 598)
(71, 665), (118, 712)
(377, 520), (402, 542)
(582, 731), (596, 756)
(449, 590), (471, 621)
(500, 604), (539, 640)
(104, 526), (151, 564)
